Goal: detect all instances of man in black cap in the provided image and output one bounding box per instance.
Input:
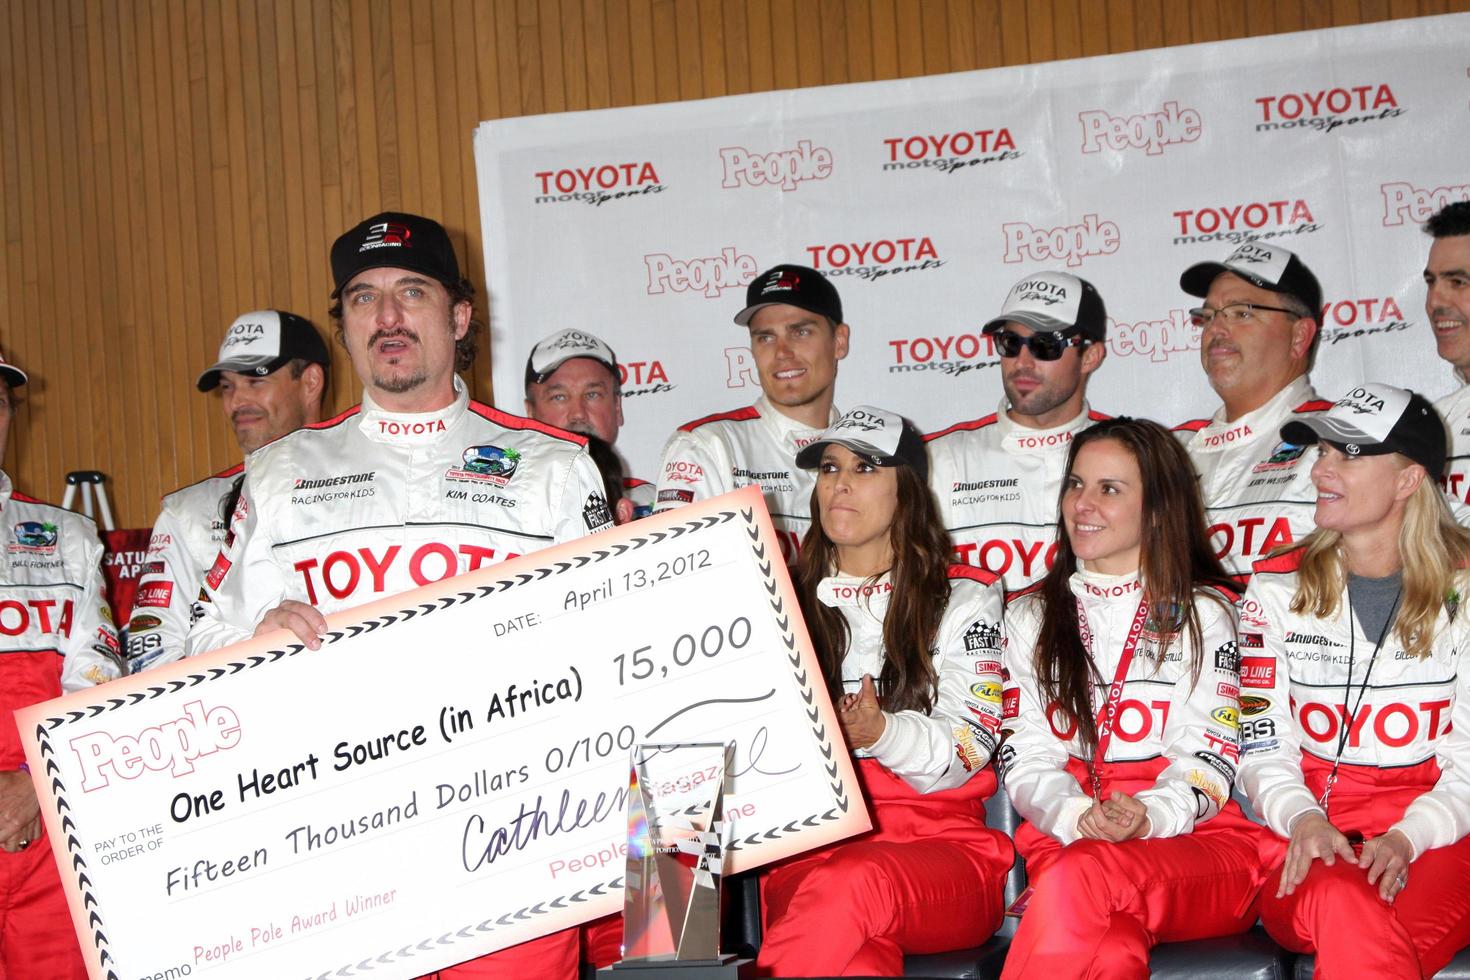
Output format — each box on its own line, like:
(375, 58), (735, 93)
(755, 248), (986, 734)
(926, 271), (1111, 591)
(523, 327), (653, 520)
(652, 263), (848, 564)
(127, 310), (329, 673)
(1422, 202), (1470, 505)
(188, 212), (609, 979)
(1173, 242), (1331, 577)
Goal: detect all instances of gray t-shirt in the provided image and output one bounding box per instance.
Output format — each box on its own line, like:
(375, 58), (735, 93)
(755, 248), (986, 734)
(1347, 570), (1403, 644)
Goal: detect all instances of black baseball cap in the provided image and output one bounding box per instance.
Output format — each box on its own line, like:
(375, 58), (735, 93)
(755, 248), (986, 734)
(331, 211), (463, 298)
(734, 264), (843, 326)
(982, 271), (1107, 342)
(1180, 242), (1322, 319)
(795, 406), (929, 482)
(197, 310), (330, 392)
(1280, 383), (1446, 477)
(0, 346), (27, 388)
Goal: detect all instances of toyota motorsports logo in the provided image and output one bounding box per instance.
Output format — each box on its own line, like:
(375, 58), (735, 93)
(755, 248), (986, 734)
(534, 161), (665, 206)
(881, 129), (1021, 174)
(1254, 83), (1403, 134)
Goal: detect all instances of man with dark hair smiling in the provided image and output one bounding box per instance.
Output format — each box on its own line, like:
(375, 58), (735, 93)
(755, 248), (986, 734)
(1423, 201), (1470, 505)
(188, 213), (610, 978)
(654, 263), (847, 563)
(127, 309), (328, 673)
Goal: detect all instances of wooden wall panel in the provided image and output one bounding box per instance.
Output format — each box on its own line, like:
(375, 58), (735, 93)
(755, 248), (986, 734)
(0, 0), (1465, 526)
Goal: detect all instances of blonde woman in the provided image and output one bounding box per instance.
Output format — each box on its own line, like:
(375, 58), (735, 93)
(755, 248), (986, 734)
(1240, 383), (1470, 978)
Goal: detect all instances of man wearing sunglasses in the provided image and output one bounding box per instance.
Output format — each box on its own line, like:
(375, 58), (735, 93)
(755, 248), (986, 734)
(1174, 242), (1328, 577)
(926, 271), (1110, 591)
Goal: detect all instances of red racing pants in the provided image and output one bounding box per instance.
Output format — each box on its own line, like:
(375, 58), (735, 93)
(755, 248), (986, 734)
(1256, 757), (1470, 979)
(0, 822), (87, 980)
(420, 927), (579, 980)
(756, 759), (1011, 977)
(1000, 758), (1262, 980)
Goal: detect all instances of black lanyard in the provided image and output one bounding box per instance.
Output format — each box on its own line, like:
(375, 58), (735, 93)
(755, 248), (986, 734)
(1318, 586), (1402, 815)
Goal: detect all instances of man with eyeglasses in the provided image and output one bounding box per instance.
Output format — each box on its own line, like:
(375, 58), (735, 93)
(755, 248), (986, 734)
(1174, 242), (1329, 577)
(1423, 202), (1470, 506)
(926, 271), (1110, 591)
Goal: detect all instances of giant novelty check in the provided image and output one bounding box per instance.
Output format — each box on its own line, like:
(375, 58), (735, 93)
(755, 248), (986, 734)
(18, 488), (869, 979)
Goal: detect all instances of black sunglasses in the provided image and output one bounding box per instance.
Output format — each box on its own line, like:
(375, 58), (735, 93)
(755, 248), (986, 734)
(992, 329), (1089, 361)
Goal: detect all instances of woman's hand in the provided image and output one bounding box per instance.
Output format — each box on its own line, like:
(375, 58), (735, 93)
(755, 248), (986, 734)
(1077, 792), (1151, 841)
(1278, 811), (1357, 898)
(839, 675), (887, 751)
(1359, 830), (1414, 903)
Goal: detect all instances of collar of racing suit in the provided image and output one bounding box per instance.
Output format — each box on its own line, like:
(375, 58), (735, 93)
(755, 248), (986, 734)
(1069, 562), (1144, 604)
(0, 469), (11, 512)
(996, 399), (1097, 455)
(1191, 374), (1317, 454)
(357, 375), (468, 444)
(816, 572), (894, 617)
(755, 394), (840, 454)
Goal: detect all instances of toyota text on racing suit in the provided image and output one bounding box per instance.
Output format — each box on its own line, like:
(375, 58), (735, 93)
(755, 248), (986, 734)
(188, 378), (610, 653)
(927, 403), (1108, 591)
(1239, 550), (1470, 977)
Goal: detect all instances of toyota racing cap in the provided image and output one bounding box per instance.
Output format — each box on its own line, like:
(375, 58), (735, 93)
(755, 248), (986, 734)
(330, 211), (462, 298)
(196, 310), (330, 392)
(734, 264), (843, 327)
(0, 346), (28, 388)
(525, 328), (619, 392)
(795, 406), (929, 482)
(1279, 383), (1446, 477)
(982, 271), (1107, 341)
(1179, 242), (1323, 318)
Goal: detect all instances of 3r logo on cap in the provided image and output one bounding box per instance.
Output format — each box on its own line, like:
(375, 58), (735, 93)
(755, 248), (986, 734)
(361, 222), (412, 251)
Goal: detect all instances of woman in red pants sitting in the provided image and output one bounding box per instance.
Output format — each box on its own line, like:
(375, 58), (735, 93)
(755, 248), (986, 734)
(756, 406), (1012, 977)
(1000, 417), (1262, 979)
(1239, 384), (1470, 978)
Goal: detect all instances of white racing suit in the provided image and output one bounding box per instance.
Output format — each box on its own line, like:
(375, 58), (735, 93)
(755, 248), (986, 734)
(189, 379), (612, 655)
(756, 565), (1011, 976)
(1175, 376), (1332, 578)
(1238, 549), (1470, 978)
(1436, 385), (1470, 508)
(997, 568), (1260, 978)
(925, 401), (1109, 593)
(126, 465), (240, 672)
(0, 471), (120, 978)
(652, 395), (836, 564)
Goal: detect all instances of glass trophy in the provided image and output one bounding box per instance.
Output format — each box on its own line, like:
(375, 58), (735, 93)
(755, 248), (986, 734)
(618, 741), (733, 967)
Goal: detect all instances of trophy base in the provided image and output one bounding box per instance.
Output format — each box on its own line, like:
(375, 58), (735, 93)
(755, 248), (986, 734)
(602, 954), (755, 979)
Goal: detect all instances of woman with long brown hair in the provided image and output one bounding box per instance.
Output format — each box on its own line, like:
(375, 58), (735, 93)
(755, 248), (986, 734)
(999, 417), (1262, 978)
(1239, 384), (1470, 977)
(755, 406), (1011, 977)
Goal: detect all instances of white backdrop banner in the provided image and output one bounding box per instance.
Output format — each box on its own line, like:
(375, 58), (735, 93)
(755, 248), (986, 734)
(474, 13), (1470, 485)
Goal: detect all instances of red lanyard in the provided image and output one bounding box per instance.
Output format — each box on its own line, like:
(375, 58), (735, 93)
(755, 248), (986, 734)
(1074, 593), (1151, 801)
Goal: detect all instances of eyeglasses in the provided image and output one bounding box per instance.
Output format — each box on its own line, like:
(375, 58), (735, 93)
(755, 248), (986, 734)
(1189, 302), (1302, 328)
(992, 330), (1089, 361)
